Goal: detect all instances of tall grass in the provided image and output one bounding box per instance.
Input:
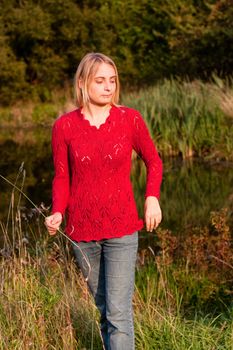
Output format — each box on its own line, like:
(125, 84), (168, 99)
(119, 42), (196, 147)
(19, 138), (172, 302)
(122, 77), (233, 159)
(0, 173), (232, 349)
(0, 218), (232, 349)
(0, 241), (102, 349)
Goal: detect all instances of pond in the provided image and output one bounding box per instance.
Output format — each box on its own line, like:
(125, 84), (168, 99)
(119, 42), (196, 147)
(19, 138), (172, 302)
(1, 127), (233, 248)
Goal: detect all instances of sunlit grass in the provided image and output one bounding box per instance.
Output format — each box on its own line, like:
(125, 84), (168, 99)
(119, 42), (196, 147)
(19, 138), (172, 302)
(122, 78), (233, 160)
(0, 229), (232, 349)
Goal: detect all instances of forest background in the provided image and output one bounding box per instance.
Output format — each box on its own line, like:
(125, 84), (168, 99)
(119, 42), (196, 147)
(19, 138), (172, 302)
(1, 0), (233, 105)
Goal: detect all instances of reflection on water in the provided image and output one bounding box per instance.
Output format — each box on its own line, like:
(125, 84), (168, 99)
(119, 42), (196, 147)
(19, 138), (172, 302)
(0, 127), (52, 224)
(160, 158), (233, 232)
(1, 127), (233, 247)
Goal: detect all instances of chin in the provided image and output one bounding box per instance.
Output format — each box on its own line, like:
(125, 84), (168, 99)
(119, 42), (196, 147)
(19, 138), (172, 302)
(96, 99), (112, 106)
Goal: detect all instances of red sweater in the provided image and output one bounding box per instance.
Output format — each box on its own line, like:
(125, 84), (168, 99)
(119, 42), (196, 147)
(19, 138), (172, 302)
(51, 105), (163, 242)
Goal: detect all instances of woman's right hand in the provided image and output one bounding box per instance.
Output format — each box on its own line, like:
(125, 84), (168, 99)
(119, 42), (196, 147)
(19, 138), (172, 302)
(44, 212), (63, 235)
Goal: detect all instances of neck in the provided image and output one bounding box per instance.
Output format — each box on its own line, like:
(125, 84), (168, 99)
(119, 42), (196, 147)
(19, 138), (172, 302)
(82, 103), (111, 120)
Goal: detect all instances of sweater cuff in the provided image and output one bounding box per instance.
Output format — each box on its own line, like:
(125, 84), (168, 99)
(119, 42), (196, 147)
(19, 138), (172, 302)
(144, 193), (160, 200)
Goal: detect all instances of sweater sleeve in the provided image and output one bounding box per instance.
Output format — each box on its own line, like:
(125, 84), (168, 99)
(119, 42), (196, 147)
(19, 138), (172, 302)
(131, 110), (163, 199)
(51, 118), (70, 214)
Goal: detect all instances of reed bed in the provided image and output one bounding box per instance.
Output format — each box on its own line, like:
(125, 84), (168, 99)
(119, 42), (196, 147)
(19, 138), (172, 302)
(122, 77), (233, 160)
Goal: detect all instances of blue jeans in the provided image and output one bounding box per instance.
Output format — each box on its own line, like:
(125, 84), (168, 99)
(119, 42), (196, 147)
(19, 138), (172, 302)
(72, 231), (138, 350)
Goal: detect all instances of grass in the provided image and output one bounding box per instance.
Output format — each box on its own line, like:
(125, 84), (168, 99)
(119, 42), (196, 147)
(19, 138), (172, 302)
(0, 229), (232, 350)
(0, 174), (232, 349)
(0, 242), (101, 349)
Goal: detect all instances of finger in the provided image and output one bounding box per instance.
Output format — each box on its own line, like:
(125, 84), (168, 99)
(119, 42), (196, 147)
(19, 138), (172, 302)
(148, 217), (152, 231)
(44, 221), (60, 234)
(44, 221), (53, 229)
(146, 216), (155, 232)
(150, 217), (156, 231)
(45, 218), (53, 227)
(145, 215), (151, 232)
(157, 210), (162, 222)
(48, 226), (59, 234)
(48, 230), (57, 236)
(45, 218), (60, 228)
(51, 217), (62, 225)
(47, 224), (60, 231)
(155, 213), (162, 228)
(45, 218), (60, 226)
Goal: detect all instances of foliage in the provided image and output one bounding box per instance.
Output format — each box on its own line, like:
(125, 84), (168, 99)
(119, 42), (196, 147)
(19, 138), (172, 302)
(172, 0), (233, 78)
(0, 0), (233, 104)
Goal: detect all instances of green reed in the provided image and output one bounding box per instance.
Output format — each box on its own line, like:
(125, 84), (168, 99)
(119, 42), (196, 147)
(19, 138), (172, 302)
(122, 78), (233, 159)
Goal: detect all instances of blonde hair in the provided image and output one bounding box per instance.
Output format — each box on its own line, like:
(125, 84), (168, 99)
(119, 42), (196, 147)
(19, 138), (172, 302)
(74, 52), (120, 107)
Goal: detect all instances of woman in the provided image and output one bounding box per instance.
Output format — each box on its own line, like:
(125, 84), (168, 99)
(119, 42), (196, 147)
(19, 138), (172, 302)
(45, 52), (163, 350)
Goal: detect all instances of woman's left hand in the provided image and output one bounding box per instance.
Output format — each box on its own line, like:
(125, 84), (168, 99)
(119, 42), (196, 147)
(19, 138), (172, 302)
(144, 196), (162, 232)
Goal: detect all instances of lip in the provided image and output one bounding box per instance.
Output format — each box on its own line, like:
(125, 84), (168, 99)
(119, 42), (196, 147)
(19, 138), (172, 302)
(102, 95), (112, 98)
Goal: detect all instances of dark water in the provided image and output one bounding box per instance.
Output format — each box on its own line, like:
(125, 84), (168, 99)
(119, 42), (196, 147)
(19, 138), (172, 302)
(1, 127), (233, 248)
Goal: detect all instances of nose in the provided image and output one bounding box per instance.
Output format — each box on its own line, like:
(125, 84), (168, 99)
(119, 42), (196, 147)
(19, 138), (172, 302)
(104, 81), (111, 91)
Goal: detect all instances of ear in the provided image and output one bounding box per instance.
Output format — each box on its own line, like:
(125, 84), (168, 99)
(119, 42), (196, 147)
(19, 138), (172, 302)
(78, 79), (83, 89)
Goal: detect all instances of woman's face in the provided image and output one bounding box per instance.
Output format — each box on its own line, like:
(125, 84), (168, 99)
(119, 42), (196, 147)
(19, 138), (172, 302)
(87, 62), (117, 106)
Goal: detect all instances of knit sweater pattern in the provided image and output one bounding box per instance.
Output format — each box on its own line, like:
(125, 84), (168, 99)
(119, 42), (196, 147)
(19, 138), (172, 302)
(51, 105), (163, 242)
